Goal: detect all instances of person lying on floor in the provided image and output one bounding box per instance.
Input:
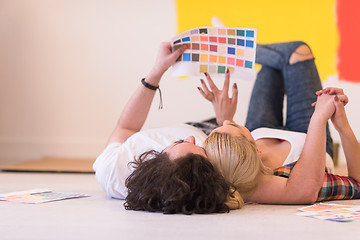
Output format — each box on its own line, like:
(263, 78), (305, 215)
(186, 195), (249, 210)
(93, 41), (360, 214)
(202, 41), (360, 209)
(94, 42), (231, 214)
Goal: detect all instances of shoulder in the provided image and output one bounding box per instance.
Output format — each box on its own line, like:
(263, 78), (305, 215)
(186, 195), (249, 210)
(246, 173), (317, 205)
(245, 174), (289, 204)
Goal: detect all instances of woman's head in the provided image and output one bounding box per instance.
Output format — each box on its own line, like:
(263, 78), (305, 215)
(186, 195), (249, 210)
(204, 123), (269, 208)
(124, 151), (230, 214)
(216, 120), (255, 143)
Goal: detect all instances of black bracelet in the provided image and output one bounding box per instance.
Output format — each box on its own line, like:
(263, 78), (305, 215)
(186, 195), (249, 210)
(141, 78), (158, 90)
(141, 78), (163, 109)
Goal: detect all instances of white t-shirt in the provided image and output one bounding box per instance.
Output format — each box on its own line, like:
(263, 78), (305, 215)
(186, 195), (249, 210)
(93, 124), (207, 199)
(251, 127), (334, 173)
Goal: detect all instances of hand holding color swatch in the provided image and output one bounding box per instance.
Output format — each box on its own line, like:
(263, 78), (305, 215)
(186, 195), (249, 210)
(171, 27), (257, 80)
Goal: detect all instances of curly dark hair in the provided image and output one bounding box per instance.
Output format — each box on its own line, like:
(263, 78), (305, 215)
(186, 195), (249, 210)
(124, 150), (230, 214)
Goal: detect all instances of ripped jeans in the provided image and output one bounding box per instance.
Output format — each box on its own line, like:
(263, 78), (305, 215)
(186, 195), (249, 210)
(245, 41), (333, 158)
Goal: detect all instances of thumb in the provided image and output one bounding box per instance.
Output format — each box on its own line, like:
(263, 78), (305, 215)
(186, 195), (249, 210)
(333, 95), (344, 110)
(171, 44), (187, 61)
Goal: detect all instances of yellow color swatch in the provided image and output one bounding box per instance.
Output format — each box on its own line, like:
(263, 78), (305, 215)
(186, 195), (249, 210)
(218, 56), (226, 64)
(200, 54), (209, 62)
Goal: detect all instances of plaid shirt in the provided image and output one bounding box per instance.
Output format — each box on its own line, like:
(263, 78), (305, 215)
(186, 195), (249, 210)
(273, 163), (360, 201)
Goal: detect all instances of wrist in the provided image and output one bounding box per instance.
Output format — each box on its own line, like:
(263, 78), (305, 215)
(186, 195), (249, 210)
(146, 68), (164, 85)
(334, 118), (351, 133)
(140, 77), (163, 109)
(310, 113), (328, 125)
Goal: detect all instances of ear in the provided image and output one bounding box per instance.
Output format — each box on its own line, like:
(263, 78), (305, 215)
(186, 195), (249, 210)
(256, 147), (262, 159)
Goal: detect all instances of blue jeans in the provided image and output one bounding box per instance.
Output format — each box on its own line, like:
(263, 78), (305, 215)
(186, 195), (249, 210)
(245, 41), (333, 158)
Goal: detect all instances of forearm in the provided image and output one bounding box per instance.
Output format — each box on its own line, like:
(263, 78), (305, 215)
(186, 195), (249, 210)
(118, 72), (161, 131)
(287, 114), (328, 201)
(107, 72), (162, 144)
(338, 123), (360, 181)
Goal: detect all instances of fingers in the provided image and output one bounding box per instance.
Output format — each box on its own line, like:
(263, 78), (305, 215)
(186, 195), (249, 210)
(199, 78), (214, 101)
(197, 86), (212, 101)
(231, 82), (238, 105)
(222, 69), (230, 95)
(315, 87), (349, 107)
(152, 42), (187, 76)
(204, 72), (219, 93)
(335, 94), (349, 106)
(327, 87), (344, 95)
(316, 87), (344, 96)
(198, 71), (237, 103)
(170, 44), (187, 62)
(333, 95), (345, 110)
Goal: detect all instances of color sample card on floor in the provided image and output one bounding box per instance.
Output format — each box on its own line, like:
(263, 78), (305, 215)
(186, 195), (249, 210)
(0, 189), (89, 204)
(297, 203), (360, 222)
(171, 27), (257, 80)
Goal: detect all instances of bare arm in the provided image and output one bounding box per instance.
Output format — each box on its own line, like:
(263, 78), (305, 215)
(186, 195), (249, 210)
(107, 42), (186, 145)
(248, 93), (336, 204)
(337, 122), (360, 182)
(284, 112), (329, 202)
(320, 88), (360, 182)
(284, 93), (336, 202)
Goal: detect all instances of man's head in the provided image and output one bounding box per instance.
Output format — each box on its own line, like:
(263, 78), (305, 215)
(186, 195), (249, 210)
(124, 151), (230, 214)
(162, 136), (207, 160)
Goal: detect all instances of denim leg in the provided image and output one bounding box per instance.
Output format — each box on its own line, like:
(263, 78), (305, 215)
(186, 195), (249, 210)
(247, 41), (333, 158)
(245, 66), (285, 131)
(246, 42), (305, 131)
(282, 60), (321, 132)
(283, 59), (333, 158)
(256, 41), (307, 70)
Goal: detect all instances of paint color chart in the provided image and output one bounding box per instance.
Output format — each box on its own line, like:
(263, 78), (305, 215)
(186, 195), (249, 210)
(171, 27), (257, 80)
(297, 203), (360, 222)
(0, 189), (89, 204)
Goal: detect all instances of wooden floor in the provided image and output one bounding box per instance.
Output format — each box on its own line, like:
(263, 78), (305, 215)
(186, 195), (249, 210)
(0, 158), (95, 173)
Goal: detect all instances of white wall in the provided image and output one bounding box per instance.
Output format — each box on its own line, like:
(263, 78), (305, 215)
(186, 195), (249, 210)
(1, 0), (359, 163)
(0, 0), (177, 161)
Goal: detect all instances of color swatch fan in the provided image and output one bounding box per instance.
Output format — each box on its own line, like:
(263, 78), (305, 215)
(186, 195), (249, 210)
(171, 27), (257, 80)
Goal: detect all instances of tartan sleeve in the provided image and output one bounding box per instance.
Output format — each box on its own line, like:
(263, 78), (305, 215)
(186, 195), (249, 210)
(317, 173), (360, 201)
(273, 162), (295, 178)
(273, 163), (360, 201)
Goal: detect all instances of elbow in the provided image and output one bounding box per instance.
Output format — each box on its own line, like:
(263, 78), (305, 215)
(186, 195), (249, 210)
(299, 189), (319, 204)
(305, 192), (318, 204)
(292, 187), (318, 204)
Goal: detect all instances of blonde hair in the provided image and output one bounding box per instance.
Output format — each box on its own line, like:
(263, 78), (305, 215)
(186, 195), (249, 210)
(204, 132), (270, 209)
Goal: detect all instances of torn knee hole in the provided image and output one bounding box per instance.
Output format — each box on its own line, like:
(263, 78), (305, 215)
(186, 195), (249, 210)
(289, 44), (314, 65)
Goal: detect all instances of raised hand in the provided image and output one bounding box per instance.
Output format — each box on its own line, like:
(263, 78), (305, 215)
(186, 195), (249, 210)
(148, 42), (186, 83)
(315, 87), (348, 106)
(197, 70), (238, 126)
(313, 93), (336, 121)
(313, 87), (349, 131)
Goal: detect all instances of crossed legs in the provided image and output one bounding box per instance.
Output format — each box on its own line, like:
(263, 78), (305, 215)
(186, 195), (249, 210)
(245, 41), (333, 158)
